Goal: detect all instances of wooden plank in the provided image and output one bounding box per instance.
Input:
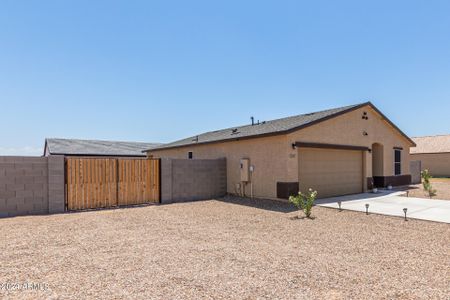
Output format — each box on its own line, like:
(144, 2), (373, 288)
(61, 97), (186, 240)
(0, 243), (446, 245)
(129, 160), (132, 205)
(119, 159), (123, 205)
(105, 159), (108, 207)
(73, 158), (77, 210)
(86, 159), (90, 209)
(83, 159), (87, 208)
(107, 159), (110, 207)
(91, 159), (95, 209)
(93, 159), (96, 208)
(118, 159), (122, 205)
(156, 159), (160, 201)
(73, 159), (77, 210)
(98, 159), (102, 208)
(67, 159), (71, 210)
(71, 159), (75, 210)
(101, 159), (105, 207)
(149, 160), (153, 202)
(66, 159), (71, 210)
(74, 159), (78, 210)
(93, 159), (97, 208)
(88, 159), (92, 209)
(87, 159), (92, 209)
(156, 159), (160, 202)
(82, 159), (86, 209)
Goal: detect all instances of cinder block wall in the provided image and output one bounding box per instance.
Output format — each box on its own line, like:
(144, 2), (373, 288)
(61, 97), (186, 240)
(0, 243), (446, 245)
(0, 156), (65, 217)
(161, 158), (227, 204)
(410, 160), (422, 184)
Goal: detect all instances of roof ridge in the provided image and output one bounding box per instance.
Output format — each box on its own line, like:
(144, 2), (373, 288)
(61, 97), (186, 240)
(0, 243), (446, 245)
(173, 102), (368, 140)
(411, 134), (450, 139)
(148, 102), (372, 151)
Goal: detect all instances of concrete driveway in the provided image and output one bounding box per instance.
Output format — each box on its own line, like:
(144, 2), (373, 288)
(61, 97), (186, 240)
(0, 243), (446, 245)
(316, 190), (450, 223)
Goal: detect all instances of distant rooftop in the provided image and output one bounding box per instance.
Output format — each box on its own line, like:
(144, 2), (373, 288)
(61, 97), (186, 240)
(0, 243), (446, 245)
(411, 135), (450, 154)
(45, 138), (161, 157)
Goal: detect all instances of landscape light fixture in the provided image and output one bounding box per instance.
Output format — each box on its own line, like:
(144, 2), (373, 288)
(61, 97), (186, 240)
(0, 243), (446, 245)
(365, 203), (369, 215)
(338, 201), (342, 211)
(403, 208), (408, 221)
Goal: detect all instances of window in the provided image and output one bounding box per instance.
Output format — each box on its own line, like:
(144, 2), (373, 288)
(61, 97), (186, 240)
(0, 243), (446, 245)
(394, 149), (401, 175)
(188, 151), (193, 159)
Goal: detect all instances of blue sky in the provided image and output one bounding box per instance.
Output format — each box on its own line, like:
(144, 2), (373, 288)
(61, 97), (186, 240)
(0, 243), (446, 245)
(1, 1), (449, 155)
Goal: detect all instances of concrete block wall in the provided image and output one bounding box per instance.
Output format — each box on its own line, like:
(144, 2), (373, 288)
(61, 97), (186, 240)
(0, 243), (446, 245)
(410, 160), (422, 184)
(0, 156), (65, 217)
(161, 158), (227, 204)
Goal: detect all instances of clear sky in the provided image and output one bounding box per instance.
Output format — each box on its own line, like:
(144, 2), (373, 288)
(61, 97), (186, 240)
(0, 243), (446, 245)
(1, 1), (449, 155)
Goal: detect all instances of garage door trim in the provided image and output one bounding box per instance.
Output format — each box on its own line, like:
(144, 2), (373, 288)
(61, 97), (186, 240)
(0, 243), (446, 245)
(294, 142), (369, 152)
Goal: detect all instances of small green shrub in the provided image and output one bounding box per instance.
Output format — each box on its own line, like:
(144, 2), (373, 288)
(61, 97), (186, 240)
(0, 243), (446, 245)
(422, 169), (431, 189)
(421, 169), (437, 198)
(289, 188), (318, 218)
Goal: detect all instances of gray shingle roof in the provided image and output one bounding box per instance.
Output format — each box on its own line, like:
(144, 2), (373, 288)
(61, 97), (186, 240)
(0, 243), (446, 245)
(147, 102), (369, 151)
(45, 138), (161, 157)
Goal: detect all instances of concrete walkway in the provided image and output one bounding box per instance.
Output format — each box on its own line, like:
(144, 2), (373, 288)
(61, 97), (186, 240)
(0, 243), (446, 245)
(316, 190), (450, 223)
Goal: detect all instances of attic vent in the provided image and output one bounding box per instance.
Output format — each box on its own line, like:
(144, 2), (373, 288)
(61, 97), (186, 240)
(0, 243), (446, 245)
(231, 129), (240, 135)
(192, 136), (199, 142)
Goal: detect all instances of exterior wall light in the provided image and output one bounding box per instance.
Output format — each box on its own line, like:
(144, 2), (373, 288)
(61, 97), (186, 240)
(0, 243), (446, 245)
(365, 203), (369, 215)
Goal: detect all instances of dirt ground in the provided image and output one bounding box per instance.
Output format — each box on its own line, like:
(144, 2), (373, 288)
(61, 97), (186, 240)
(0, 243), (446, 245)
(0, 196), (449, 299)
(402, 178), (450, 200)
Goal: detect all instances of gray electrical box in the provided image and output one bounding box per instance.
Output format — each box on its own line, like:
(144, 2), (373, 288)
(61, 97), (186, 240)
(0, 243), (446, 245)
(240, 158), (250, 182)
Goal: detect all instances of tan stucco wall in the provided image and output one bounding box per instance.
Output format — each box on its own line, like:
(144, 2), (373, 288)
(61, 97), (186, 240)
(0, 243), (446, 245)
(149, 105), (413, 199)
(286, 106), (412, 189)
(149, 135), (290, 199)
(410, 153), (450, 177)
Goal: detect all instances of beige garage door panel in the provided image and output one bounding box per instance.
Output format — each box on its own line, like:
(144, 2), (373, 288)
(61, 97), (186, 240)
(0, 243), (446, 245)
(299, 148), (363, 198)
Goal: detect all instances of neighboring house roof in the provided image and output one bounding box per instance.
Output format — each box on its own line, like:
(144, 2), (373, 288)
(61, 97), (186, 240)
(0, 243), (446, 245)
(411, 135), (450, 154)
(146, 102), (415, 152)
(45, 138), (161, 157)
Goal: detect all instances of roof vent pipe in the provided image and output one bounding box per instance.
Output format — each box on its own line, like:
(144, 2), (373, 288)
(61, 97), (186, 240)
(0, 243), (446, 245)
(251, 116), (254, 126)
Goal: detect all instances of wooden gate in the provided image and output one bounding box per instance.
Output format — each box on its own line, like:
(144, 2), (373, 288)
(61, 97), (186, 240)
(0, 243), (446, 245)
(66, 158), (160, 211)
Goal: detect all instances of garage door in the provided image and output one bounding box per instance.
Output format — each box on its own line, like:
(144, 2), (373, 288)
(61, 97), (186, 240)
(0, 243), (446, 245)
(298, 148), (363, 198)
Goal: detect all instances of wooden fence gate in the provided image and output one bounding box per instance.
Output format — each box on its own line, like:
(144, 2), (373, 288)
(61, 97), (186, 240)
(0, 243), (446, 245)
(66, 158), (160, 211)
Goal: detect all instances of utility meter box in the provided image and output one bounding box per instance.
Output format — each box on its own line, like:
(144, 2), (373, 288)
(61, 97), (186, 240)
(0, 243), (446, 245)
(240, 158), (250, 182)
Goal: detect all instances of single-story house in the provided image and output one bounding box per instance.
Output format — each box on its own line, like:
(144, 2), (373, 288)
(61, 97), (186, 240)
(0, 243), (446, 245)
(410, 135), (450, 177)
(145, 102), (415, 199)
(44, 138), (161, 158)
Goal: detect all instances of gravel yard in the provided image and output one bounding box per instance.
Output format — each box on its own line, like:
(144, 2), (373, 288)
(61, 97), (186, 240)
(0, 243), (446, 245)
(0, 196), (449, 299)
(403, 178), (450, 200)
